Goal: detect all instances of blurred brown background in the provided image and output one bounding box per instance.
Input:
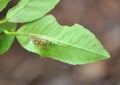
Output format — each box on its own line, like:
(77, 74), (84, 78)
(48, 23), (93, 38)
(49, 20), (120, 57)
(0, 0), (120, 85)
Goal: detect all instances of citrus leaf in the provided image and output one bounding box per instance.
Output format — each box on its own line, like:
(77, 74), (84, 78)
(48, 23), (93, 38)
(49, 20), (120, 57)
(0, 23), (16, 55)
(6, 0), (60, 23)
(16, 15), (110, 65)
(0, 0), (10, 12)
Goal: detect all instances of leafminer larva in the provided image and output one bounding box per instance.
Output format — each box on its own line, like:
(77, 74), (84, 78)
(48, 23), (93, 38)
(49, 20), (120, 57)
(29, 36), (51, 49)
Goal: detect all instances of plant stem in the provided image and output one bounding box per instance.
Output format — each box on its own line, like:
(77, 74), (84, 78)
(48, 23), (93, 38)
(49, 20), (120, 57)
(0, 19), (8, 24)
(4, 30), (37, 36)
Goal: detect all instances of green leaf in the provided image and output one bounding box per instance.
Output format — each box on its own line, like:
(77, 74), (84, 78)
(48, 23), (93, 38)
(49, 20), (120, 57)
(6, 0), (60, 23)
(16, 15), (110, 65)
(0, 0), (10, 12)
(0, 23), (16, 55)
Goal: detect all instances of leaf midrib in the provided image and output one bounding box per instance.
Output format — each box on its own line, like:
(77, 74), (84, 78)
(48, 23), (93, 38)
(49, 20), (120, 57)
(50, 37), (107, 57)
(26, 33), (108, 57)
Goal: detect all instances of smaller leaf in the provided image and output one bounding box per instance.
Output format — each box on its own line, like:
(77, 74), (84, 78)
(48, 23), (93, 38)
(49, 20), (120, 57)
(0, 0), (10, 12)
(0, 22), (16, 55)
(6, 0), (60, 23)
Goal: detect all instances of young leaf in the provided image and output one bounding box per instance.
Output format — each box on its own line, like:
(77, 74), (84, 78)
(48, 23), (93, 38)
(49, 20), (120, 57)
(0, 0), (10, 12)
(16, 15), (110, 65)
(0, 23), (16, 55)
(6, 0), (60, 23)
